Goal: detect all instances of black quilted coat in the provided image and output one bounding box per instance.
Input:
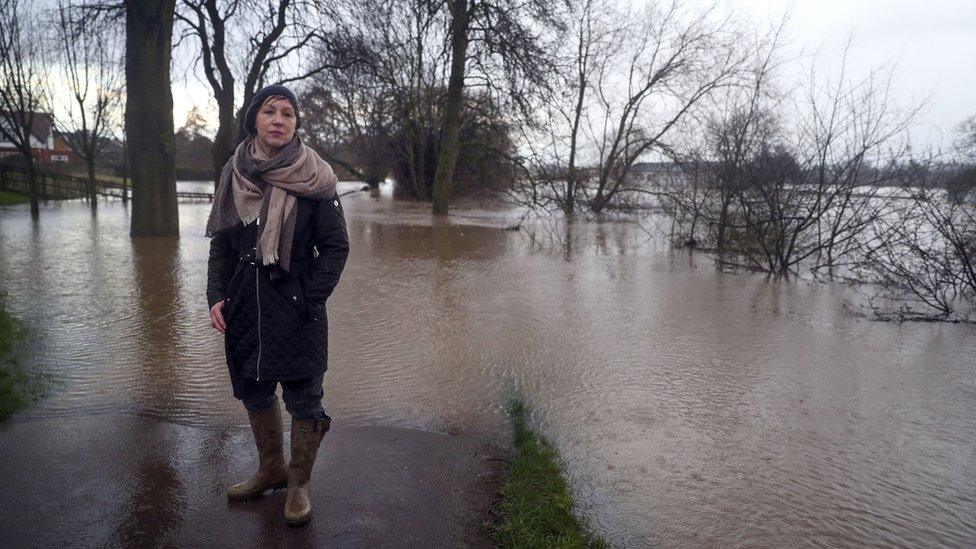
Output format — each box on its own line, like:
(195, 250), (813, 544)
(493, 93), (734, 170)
(206, 192), (349, 381)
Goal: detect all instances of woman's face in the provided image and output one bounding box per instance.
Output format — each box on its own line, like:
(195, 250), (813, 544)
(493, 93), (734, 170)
(255, 96), (297, 156)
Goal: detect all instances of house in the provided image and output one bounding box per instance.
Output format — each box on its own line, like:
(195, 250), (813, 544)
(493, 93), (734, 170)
(0, 112), (73, 163)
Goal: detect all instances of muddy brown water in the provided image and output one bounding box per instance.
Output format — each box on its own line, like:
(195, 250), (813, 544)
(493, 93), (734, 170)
(1, 184), (974, 547)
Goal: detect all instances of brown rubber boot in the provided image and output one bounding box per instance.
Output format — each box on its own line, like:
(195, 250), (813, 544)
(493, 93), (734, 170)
(226, 402), (289, 501)
(284, 417), (331, 526)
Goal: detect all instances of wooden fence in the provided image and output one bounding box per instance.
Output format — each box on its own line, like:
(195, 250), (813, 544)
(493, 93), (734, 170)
(0, 165), (213, 201)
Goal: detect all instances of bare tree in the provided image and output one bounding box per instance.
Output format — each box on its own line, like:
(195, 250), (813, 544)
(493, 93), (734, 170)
(431, 0), (560, 215)
(429, 0), (473, 214)
(512, 0), (749, 217)
(383, 0), (449, 202)
(0, 0), (48, 218)
(308, 0), (447, 201)
(559, 0), (605, 215)
(53, 0), (125, 211)
(661, 34), (919, 278)
(582, 1), (746, 214)
(652, 14), (797, 255)
(126, 0), (179, 236)
(797, 45), (921, 277)
(77, 0), (180, 230)
(300, 33), (393, 191)
(175, 0), (358, 187)
(854, 161), (975, 322)
(508, 0), (616, 216)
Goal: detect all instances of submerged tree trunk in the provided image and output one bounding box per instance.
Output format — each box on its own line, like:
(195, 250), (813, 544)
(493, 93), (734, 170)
(125, 0), (178, 236)
(25, 154), (38, 217)
(86, 159), (97, 210)
(121, 136), (129, 203)
(431, 0), (470, 215)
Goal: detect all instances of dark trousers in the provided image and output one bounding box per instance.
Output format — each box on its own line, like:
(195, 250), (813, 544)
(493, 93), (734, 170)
(228, 366), (330, 422)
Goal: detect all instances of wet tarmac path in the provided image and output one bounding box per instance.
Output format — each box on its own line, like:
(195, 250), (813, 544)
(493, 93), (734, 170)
(0, 415), (503, 547)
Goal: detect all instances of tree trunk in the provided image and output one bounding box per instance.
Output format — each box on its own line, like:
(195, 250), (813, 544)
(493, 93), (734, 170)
(234, 101), (250, 144)
(590, 172), (608, 213)
(86, 159), (97, 211)
(717, 195), (730, 252)
(590, 192), (605, 214)
(125, 0), (178, 236)
(565, 56), (587, 217)
(364, 166), (384, 189)
(411, 122), (428, 200)
(122, 137), (129, 202)
(25, 154), (38, 218)
(211, 94), (236, 190)
(431, 0), (470, 215)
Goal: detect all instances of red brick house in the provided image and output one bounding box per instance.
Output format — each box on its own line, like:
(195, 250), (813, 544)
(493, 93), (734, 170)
(0, 112), (73, 163)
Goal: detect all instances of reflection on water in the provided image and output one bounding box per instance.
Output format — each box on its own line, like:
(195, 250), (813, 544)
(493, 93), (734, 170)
(1, 191), (975, 547)
(113, 419), (186, 546)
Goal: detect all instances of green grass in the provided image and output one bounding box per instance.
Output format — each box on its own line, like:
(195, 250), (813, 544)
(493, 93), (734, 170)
(487, 398), (607, 548)
(0, 191), (29, 205)
(0, 291), (45, 420)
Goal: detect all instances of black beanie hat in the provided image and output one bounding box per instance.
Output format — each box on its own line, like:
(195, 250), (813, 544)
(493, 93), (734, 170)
(243, 84), (301, 137)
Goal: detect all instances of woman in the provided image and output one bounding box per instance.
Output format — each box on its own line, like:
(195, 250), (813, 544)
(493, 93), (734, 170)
(205, 84), (349, 526)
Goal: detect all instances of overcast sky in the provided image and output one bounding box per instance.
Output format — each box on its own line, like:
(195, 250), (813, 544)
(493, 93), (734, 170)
(733, 0), (976, 144)
(172, 0), (976, 146)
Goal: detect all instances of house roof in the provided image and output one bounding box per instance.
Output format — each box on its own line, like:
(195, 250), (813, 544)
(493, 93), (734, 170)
(1, 111), (53, 143)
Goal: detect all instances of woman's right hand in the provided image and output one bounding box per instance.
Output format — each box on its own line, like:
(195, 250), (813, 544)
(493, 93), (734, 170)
(210, 299), (227, 333)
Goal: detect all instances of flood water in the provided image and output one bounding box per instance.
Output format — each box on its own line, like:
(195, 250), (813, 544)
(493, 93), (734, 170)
(1, 185), (974, 547)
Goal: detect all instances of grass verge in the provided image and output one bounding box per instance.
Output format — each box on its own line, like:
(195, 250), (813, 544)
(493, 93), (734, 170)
(0, 191), (29, 206)
(0, 291), (44, 420)
(486, 397), (607, 548)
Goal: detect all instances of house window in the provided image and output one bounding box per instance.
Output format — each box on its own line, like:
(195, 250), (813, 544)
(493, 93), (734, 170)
(50, 154), (68, 162)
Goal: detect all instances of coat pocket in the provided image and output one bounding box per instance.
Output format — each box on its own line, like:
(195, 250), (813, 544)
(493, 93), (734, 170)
(279, 274), (309, 321)
(297, 268), (324, 323)
(223, 264), (250, 325)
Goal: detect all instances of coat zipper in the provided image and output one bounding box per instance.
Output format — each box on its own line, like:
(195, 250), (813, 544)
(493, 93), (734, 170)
(255, 217), (262, 381)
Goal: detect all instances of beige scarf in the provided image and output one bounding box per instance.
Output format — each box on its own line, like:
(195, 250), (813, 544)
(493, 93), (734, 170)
(206, 135), (337, 276)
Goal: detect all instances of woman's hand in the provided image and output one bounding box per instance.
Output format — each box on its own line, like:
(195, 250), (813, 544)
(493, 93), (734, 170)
(210, 299), (228, 333)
